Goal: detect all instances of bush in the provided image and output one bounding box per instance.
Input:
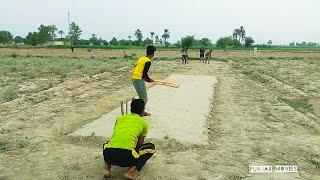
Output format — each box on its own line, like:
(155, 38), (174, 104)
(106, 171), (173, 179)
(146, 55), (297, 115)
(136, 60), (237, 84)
(3, 86), (19, 102)
(216, 36), (240, 48)
(181, 36), (195, 49)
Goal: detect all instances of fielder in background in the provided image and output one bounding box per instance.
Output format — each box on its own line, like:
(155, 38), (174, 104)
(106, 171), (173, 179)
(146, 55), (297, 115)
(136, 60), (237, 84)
(254, 47), (258, 55)
(132, 45), (156, 116)
(103, 99), (155, 180)
(200, 46), (205, 62)
(181, 48), (188, 64)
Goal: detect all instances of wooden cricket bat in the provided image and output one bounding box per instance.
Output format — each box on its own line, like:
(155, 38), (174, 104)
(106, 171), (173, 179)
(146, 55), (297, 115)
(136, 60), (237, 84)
(155, 80), (180, 88)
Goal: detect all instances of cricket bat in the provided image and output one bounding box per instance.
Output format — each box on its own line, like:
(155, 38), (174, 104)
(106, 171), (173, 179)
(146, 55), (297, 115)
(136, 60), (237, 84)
(155, 80), (180, 88)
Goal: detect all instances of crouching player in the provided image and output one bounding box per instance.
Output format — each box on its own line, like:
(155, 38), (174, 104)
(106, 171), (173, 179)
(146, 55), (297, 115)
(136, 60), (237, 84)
(102, 99), (155, 180)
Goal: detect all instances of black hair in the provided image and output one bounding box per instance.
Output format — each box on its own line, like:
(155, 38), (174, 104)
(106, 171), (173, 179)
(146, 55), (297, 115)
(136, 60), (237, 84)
(131, 99), (145, 114)
(146, 45), (156, 55)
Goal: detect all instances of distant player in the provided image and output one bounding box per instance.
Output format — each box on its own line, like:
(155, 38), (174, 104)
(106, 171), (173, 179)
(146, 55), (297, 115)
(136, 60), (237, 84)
(204, 50), (212, 64)
(254, 47), (258, 55)
(181, 48), (188, 64)
(200, 47), (205, 62)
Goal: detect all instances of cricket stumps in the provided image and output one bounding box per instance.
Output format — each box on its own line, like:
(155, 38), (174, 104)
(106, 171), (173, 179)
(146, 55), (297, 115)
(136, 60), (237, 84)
(120, 97), (135, 115)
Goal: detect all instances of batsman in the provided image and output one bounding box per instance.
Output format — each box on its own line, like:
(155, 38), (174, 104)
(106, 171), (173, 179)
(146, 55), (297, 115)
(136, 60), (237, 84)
(132, 45), (156, 116)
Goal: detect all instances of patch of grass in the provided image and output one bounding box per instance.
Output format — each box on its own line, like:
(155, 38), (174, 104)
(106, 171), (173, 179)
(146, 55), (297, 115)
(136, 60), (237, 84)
(25, 94), (49, 104)
(11, 53), (17, 58)
(227, 174), (246, 180)
(309, 158), (320, 170)
(153, 57), (174, 61)
(260, 105), (278, 122)
(58, 163), (82, 180)
(252, 145), (263, 157)
(3, 85), (19, 102)
(0, 141), (10, 152)
(0, 139), (39, 153)
(282, 98), (314, 114)
(240, 69), (254, 75)
(214, 57), (229, 62)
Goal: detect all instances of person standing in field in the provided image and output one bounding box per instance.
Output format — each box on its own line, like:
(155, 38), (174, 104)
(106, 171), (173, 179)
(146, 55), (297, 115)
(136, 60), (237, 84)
(103, 99), (155, 180)
(199, 46), (205, 62)
(254, 47), (258, 55)
(132, 45), (156, 116)
(181, 48), (188, 64)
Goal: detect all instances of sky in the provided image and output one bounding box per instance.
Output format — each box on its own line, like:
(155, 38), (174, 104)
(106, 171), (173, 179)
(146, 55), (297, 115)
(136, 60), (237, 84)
(0, 0), (319, 45)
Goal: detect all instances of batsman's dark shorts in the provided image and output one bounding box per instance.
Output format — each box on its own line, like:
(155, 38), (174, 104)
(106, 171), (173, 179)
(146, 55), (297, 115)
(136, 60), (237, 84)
(103, 143), (155, 171)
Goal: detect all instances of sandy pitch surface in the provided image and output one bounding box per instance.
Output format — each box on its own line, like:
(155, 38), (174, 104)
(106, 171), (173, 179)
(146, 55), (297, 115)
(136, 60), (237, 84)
(72, 75), (218, 144)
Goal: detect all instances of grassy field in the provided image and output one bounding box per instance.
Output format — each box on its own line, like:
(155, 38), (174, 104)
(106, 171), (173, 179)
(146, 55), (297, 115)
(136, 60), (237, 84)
(0, 48), (319, 179)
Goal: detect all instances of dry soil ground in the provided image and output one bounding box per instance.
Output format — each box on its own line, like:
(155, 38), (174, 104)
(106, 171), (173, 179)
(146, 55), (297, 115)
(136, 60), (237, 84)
(0, 49), (319, 180)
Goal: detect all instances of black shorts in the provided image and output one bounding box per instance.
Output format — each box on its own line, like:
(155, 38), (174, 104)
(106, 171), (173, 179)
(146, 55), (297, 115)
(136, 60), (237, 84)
(200, 53), (205, 58)
(103, 143), (155, 171)
(103, 148), (135, 167)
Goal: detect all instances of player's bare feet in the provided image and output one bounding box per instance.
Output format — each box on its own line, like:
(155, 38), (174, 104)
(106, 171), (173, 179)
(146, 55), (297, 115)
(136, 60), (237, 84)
(104, 164), (111, 179)
(124, 167), (137, 180)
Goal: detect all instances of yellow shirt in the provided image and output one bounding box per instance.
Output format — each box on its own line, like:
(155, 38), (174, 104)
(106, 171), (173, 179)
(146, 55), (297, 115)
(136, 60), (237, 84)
(132, 56), (151, 80)
(105, 114), (148, 150)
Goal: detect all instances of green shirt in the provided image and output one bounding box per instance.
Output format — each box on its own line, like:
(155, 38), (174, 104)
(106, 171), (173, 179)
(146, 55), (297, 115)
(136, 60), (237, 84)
(105, 114), (148, 150)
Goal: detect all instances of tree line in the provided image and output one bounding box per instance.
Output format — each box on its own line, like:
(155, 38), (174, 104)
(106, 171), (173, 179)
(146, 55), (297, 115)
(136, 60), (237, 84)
(0, 22), (172, 47)
(1, 23), (319, 49)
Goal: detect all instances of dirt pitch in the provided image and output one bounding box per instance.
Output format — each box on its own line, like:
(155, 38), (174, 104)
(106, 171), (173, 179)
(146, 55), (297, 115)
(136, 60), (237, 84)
(0, 49), (319, 180)
(73, 75), (218, 145)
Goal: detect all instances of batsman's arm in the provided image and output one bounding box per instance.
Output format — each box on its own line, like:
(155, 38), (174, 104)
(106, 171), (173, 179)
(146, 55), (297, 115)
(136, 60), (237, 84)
(143, 62), (154, 82)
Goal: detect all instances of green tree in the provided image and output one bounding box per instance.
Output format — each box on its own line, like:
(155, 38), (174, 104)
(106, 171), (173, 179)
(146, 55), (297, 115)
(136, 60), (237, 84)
(58, 30), (64, 39)
(173, 40), (181, 47)
(200, 38), (211, 47)
(109, 37), (119, 45)
(181, 35), (195, 49)
(239, 26), (246, 43)
(119, 39), (130, 46)
(0, 30), (13, 44)
(25, 32), (39, 46)
(216, 36), (239, 48)
(162, 29), (170, 46)
(244, 37), (255, 47)
(127, 35), (133, 45)
(155, 35), (159, 44)
(143, 38), (153, 46)
(232, 26), (246, 44)
(37, 25), (57, 44)
(134, 29), (143, 45)
(307, 42), (317, 47)
(267, 40), (272, 45)
(101, 38), (108, 45)
(232, 29), (241, 43)
(89, 34), (99, 45)
(150, 32), (155, 43)
(69, 22), (82, 45)
(14, 36), (24, 44)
